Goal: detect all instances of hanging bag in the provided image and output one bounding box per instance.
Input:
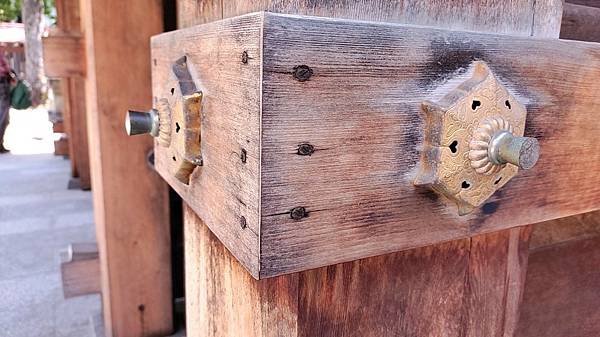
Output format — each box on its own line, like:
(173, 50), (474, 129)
(10, 78), (32, 110)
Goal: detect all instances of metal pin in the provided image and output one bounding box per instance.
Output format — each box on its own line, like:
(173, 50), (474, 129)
(488, 131), (539, 170)
(125, 109), (159, 137)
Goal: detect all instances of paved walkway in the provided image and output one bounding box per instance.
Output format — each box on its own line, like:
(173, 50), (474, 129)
(0, 108), (101, 337)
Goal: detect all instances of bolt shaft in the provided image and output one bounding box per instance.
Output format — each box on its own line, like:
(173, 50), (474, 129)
(489, 131), (539, 170)
(125, 110), (159, 137)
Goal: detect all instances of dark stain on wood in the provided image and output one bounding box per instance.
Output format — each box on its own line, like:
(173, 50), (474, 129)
(421, 37), (485, 87)
(482, 201), (500, 215)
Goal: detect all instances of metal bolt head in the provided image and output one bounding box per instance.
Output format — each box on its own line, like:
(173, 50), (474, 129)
(489, 131), (539, 170)
(125, 109), (159, 137)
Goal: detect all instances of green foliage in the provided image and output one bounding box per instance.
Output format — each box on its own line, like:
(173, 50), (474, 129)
(0, 0), (54, 22)
(0, 0), (21, 22)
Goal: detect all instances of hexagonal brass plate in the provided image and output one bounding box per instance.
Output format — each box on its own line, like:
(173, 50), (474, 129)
(167, 92), (202, 184)
(414, 61), (526, 215)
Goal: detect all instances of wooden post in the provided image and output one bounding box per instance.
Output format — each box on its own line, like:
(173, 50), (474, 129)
(79, 0), (173, 335)
(185, 206), (531, 337)
(178, 0), (563, 336)
(48, 0), (90, 189)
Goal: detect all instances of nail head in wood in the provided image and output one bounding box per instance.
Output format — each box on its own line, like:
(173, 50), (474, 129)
(241, 51), (249, 64)
(240, 216), (247, 229)
(240, 149), (247, 163)
(293, 65), (313, 82)
(297, 143), (314, 156)
(290, 207), (307, 220)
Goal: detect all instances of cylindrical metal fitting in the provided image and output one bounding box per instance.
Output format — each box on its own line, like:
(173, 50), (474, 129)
(125, 109), (159, 137)
(488, 131), (539, 170)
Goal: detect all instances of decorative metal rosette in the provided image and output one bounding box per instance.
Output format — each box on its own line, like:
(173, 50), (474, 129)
(469, 116), (514, 175)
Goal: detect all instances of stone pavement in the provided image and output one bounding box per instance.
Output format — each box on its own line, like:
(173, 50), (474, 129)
(0, 108), (102, 337)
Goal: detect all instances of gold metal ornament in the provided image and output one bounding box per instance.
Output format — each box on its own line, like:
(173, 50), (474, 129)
(125, 55), (203, 185)
(414, 61), (539, 215)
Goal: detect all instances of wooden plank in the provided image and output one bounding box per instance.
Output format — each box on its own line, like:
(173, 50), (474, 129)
(529, 209), (600, 251)
(152, 13), (263, 277)
(567, 0), (600, 8)
(516, 234), (600, 337)
(258, 12), (600, 276)
(61, 257), (101, 298)
(54, 135), (69, 156)
(79, 0), (173, 335)
(66, 77), (90, 189)
(185, 206), (532, 337)
(561, 3), (600, 43)
(60, 243), (100, 298)
(177, 0), (563, 38)
(42, 31), (84, 77)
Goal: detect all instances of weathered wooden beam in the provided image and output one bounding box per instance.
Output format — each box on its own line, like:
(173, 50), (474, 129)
(561, 3), (600, 43)
(184, 206), (531, 337)
(60, 243), (101, 298)
(79, 0), (173, 335)
(42, 30), (84, 78)
(152, 12), (600, 278)
(177, 0), (562, 37)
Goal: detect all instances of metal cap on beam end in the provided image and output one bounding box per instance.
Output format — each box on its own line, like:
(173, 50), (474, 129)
(491, 132), (540, 170)
(125, 109), (159, 137)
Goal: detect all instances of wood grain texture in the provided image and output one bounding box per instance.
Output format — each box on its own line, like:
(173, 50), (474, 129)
(152, 14), (263, 277)
(65, 77), (90, 189)
(79, 0), (173, 335)
(185, 206), (532, 337)
(178, 0), (562, 38)
(561, 3), (600, 43)
(184, 205), (298, 337)
(529, 209), (600, 251)
(566, 0), (600, 8)
(516, 235), (600, 337)
(259, 13), (600, 276)
(61, 244), (101, 298)
(51, 0), (91, 190)
(42, 31), (84, 77)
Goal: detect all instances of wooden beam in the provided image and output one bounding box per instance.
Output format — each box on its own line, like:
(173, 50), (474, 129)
(60, 243), (101, 298)
(79, 0), (173, 335)
(177, 0), (562, 38)
(185, 206), (531, 337)
(42, 31), (84, 77)
(561, 3), (600, 43)
(152, 11), (599, 277)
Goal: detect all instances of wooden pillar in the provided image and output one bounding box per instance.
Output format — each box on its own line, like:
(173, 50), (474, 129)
(52, 0), (90, 189)
(185, 206), (531, 337)
(79, 0), (173, 335)
(178, 1), (563, 336)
